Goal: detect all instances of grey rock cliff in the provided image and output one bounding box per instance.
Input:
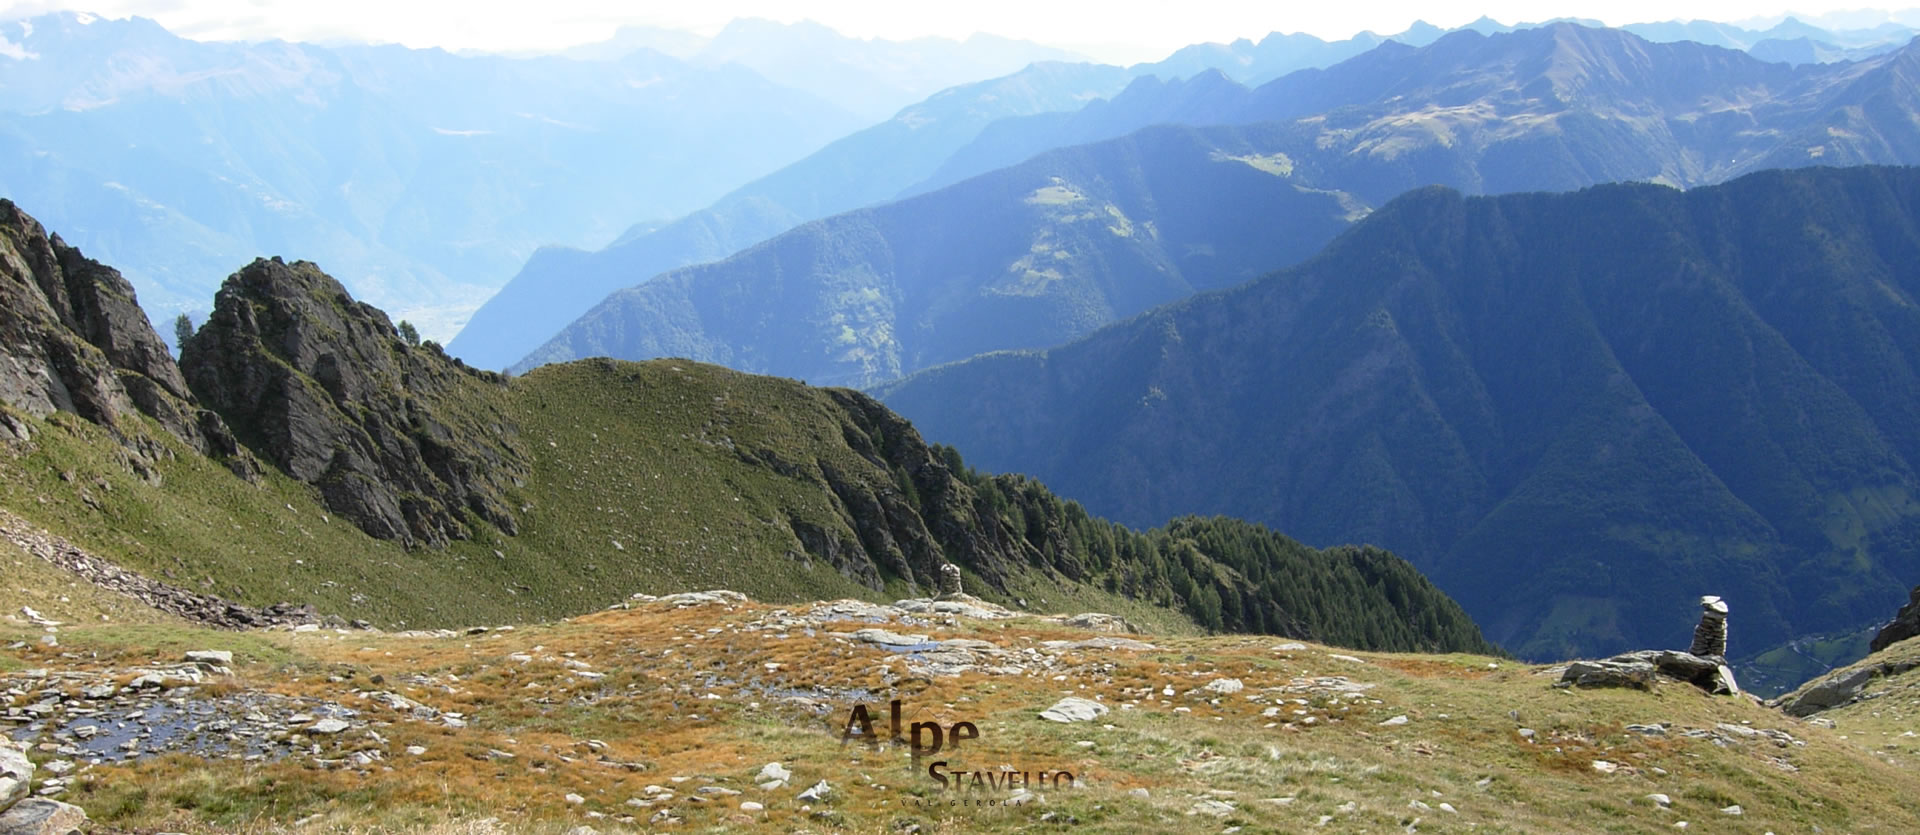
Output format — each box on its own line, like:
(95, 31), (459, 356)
(180, 258), (529, 548)
(0, 199), (241, 463)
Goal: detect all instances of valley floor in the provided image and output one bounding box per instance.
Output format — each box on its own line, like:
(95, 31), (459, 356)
(7, 592), (1920, 833)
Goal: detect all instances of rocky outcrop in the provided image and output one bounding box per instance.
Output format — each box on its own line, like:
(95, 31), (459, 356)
(0, 200), (241, 465)
(1870, 586), (1920, 653)
(1777, 657), (1920, 717)
(181, 259), (528, 548)
(814, 388), (1063, 596)
(1561, 650), (1740, 695)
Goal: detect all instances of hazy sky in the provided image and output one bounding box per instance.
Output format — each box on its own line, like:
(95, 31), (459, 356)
(2, 1), (1916, 62)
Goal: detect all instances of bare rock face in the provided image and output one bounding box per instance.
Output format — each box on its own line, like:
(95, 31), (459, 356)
(182, 259), (526, 548)
(0, 200), (241, 463)
(181, 258), (528, 548)
(1870, 586), (1920, 654)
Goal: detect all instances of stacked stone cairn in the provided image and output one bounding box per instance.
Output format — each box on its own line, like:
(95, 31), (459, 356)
(1560, 595), (1740, 695)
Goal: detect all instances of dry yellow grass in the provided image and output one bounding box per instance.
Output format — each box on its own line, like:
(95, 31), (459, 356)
(8, 597), (1920, 833)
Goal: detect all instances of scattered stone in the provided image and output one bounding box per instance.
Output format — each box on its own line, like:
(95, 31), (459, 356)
(1379, 715), (1409, 726)
(0, 509), (316, 631)
(757, 763), (792, 786)
(565, 794), (585, 805)
(184, 650), (233, 665)
(1054, 613), (1139, 634)
(1039, 697), (1110, 723)
(1189, 799), (1235, 817)
(628, 590), (748, 609)
(1647, 794), (1672, 808)
(797, 780), (831, 802)
(308, 718), (350, 735)
(1272, 642), (1308, 652)
(850, 629), (928, 647)
(1721, 805), (1743, 816)
(1129, 788), (1151, 799)
(1592, 761), (1620, 774)
(739, 801), (764, 812)
(405, 746), (428, 756)
(1203, 678), (1245, 695)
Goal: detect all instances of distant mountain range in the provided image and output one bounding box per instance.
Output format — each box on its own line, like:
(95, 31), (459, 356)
(0, 13), (1024, 337)
(560, 18), (1086, 123)
(879, 165), (1920, 673)
(511, 25), (1920, 389)
(444, 61), (1138, 370)
(450, 15), (1920, 370)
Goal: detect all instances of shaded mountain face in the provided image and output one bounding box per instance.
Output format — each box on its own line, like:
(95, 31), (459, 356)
(0, 12), (865, 336)
(512, 123), (1363, 386)
(0, 198), (1491, 652)
(879, 165), (1920, 667)
(0, 198), (239, 465)
(513, 26), (1920, 391)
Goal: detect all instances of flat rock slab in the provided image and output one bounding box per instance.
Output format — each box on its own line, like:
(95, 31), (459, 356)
(0, 798), (88, 835)
(1039, 697), (1110, 723)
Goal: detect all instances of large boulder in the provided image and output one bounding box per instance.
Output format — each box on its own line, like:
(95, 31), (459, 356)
(0, 736), (30, 813)
(1562, 650), (1739, 695)
(181, 258), (529, 548)
(0, 199), (241, 463)
(0, 798), (88, 835)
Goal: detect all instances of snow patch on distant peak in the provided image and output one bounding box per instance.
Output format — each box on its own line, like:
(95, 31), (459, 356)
(74, 11), (98, 25)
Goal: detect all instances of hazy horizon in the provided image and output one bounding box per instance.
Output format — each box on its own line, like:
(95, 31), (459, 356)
(3, 1), (1919, 65)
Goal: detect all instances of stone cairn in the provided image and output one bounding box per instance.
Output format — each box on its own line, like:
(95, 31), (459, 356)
(1689, 595), (1729, 658)
(1560, 594), (1738, 695)
(936, 563), (964, 599)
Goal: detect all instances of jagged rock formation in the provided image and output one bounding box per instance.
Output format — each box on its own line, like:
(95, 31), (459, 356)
(0, 199), (241, 466)
(1871, 586), (1920, 653)
(180, 259), (529, 548)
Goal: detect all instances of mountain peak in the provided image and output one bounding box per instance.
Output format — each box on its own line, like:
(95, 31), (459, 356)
(0, 199), (239, 464)
(181, 258), (528, 549)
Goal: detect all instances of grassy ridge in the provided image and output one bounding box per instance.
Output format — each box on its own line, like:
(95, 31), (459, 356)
(2, 355), (1489, 654)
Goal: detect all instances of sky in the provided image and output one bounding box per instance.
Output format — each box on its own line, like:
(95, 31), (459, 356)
(2, 1), (1917, 63)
